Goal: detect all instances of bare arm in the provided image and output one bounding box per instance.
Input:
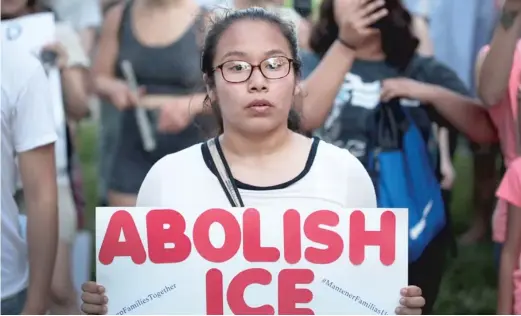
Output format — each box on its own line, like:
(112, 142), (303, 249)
(438, 127), (452, 169)
(79, 27), (98, 57)
(418, 84), (498, 143)
(438, 126), (455, 189)
(92, 3), (126, 99)
(478, 1), (521, 106)
(411, 15), (434, 57)
(19, 144), (59, 314)
(140, 93), (207, 113)
(298, 0), (387, 131)
(61, 67), (91, 121)
(297, 18), (311, 50)
(498, 203), (521, 314)
(300, 41), (356, 131)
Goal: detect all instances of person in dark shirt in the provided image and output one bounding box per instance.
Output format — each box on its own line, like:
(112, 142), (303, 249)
(298, 0), (498, 313)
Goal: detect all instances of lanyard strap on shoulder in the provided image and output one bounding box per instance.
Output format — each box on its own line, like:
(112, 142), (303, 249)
(206, 138), (244, 207)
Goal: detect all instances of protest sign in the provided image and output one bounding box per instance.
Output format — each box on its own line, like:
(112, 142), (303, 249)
(96, 207), (408, 315)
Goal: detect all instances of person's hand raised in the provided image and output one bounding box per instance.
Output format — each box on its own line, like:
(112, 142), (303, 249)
(335, 0), (388, 48)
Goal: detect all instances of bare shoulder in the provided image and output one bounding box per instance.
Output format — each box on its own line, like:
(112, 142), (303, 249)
(102, 1), (126, 33)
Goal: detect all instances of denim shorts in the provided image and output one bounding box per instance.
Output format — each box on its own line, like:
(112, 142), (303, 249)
(1, 288), (27, 315)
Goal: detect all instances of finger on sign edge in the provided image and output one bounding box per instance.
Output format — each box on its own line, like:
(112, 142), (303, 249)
(406, 285), (423, 297)
(81, 303), (106, 315)
(81, 292), (107, 305)
(81, 281), (99, 293)
(401, 296), (426, 308)
(360, 8), (388, 28)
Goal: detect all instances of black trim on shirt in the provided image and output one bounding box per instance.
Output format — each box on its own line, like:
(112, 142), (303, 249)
(201, 136), (320, 191)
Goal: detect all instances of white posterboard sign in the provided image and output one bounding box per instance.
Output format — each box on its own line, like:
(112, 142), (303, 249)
(96, 207), (408, 315)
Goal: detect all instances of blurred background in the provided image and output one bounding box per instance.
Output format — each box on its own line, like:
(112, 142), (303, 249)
(1, 0), (509, 314)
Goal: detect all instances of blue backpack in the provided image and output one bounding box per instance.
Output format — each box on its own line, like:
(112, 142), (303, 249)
(366, 100), (446, 263)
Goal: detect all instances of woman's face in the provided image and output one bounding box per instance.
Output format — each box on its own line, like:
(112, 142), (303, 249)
(211, 20), (297, 136)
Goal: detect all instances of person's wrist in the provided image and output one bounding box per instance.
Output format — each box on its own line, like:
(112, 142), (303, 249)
(336, 37), (357, 51)
(412, 81), (434, 103)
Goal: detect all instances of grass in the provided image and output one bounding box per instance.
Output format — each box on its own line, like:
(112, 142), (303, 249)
(77, 121), (497, 315)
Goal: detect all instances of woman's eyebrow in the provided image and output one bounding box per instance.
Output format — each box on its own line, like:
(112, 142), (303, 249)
(219, 49), (289, 62)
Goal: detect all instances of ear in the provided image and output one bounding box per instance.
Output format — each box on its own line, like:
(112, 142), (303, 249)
(203, 74), (216, 102)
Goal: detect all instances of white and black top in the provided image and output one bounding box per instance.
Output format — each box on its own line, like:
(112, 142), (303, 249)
(136, 137), (377, 210)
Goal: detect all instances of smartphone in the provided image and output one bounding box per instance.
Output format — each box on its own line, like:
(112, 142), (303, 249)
(40, 50), (58, 66)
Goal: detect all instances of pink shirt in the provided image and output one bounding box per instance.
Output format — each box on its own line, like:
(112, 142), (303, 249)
(486, 41), (521, 314)
(485, 42), (521, 243)
(497, 158), (521, 207)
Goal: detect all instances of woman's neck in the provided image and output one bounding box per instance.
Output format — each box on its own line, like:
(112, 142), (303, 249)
(220, 126), (293, 158)
(355, 36), (386, 61)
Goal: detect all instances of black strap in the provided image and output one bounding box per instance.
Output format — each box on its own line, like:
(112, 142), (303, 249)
(205, 137), (245, 207)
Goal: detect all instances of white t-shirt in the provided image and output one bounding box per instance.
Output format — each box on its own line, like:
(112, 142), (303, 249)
(13, 22), (89, 188)
(136, 138), (376, 210)
(43, 0), (102, 30)
(1, 45), (58, 299)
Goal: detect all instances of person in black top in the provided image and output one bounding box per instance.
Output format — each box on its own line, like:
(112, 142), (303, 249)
(298, 0), (497, 313)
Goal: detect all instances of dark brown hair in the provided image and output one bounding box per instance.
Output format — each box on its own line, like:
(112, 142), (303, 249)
(200, 7), (304, 134)
(309, 0), (419, 71)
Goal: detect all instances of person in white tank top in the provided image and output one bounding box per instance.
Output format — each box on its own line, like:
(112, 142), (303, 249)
(80, 7), (426, 314)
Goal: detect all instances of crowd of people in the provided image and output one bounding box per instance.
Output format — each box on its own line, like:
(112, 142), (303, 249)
(1, 0), (521, 314)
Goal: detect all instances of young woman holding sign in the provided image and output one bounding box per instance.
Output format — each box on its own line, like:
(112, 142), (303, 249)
(82, 3), (426, 315)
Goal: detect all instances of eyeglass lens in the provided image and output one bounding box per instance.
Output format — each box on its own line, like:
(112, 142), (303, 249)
(221, 56), (291, 83)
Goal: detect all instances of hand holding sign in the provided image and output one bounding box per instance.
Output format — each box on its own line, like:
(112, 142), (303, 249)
(96, 207), (412, 315)
(80, 283), (425, 315)
(81, 282), (108, 315)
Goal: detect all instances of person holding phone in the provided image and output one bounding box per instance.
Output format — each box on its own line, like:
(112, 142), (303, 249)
(299, 0), (498, 312)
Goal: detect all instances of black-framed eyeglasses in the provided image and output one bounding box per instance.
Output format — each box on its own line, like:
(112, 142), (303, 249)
(213, 56), (294, 83)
